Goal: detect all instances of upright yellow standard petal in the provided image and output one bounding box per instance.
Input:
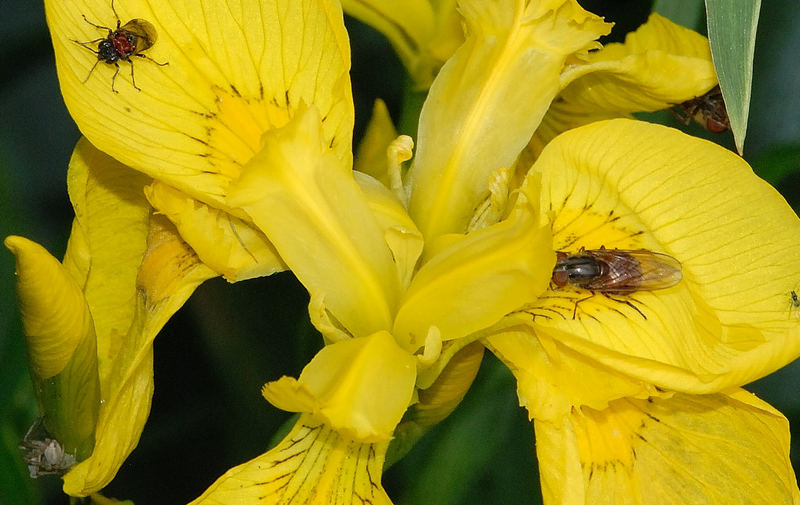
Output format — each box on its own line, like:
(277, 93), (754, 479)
(46, 0), (353, 215)
(262, 331), (417, 442)
(535, 391), (800, 505)
(191, 415), (393, 505)
(523, 119), (800, 394)
(229, 107), (398, 338)
(408, 0), (610, 241)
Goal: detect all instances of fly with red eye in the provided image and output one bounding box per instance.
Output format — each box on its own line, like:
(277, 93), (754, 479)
(71, 0), (168, 93)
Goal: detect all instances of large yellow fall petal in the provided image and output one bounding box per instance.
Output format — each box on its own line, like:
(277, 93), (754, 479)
(524, 119), (800, 393)
(262, 331), (417, 442)
(190, 415), (392, 505)
(535, 390), (800, 505)
(228, 107), (398, 338)
(408, 0), (610, 242)
(46, 0), (353, 214)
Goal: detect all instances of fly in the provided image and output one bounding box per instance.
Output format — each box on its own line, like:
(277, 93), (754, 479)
(552, 247), (683, 295)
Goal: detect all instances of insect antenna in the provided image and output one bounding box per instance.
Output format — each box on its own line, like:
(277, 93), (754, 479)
(111, 0), (121, 23)
(80, 13), (114, 33)
(71, 38), (104, 53)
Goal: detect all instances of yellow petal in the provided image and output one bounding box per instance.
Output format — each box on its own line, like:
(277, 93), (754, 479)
(190, 415), (393, 505)
(387, 342), (484, 465)
(354, 171), (424, 291)
(65, 139), (152, 384)
(485, 325), (659, 422)
(408, 0), (611, 241)
(342, 0), (437, 86)
(145, 181), (286, 282)
(57, 140), (217, 495)
(5, 236), (100, 460)
(535, 391), (800, 505)
(393, 207), (554, 351)
(561, 13), (716, 112)
(5, 236), (91, 380)
(263, 331), (417, 442)
(89, 493), (134, 505)
(354, 99), (398, 186)
(229, 107), (398, 338)
(46, 0), (353, 214)
(525, 119), (800, 393)
(532, 14), (717, 150)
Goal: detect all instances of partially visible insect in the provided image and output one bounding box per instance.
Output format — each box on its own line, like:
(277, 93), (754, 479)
(72, 0), (168, 93)
(790, 290), (800, 319)
(672, 85), (730, 133)
(552, 247), (683, 294)
(19, 420), (76, 478)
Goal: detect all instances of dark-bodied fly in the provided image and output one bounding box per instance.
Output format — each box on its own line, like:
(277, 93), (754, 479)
(552, 247), (682, 295)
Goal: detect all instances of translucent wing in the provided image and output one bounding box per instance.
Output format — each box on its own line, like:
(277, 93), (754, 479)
(583, 249), (682, 293)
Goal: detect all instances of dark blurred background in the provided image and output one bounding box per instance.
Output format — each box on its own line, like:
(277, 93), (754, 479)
(2, 1), (799, 504)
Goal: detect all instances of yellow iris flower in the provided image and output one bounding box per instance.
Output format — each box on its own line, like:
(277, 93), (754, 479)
(8, 0), (798, 503)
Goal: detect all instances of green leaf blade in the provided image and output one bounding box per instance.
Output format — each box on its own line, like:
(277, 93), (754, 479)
(705, 0), (761, 154)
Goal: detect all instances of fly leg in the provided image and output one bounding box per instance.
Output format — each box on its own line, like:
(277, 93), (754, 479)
(601, 292), (647, 320)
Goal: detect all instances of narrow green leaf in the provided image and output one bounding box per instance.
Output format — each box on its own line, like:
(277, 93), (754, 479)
(705, 0), (761, 154)
(653, 0), (705, 30)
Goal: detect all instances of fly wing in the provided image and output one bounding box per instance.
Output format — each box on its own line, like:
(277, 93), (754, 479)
(622, 249), (683, 290)
(581, 249), (682, 293)
(121, 19), (157, 50)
